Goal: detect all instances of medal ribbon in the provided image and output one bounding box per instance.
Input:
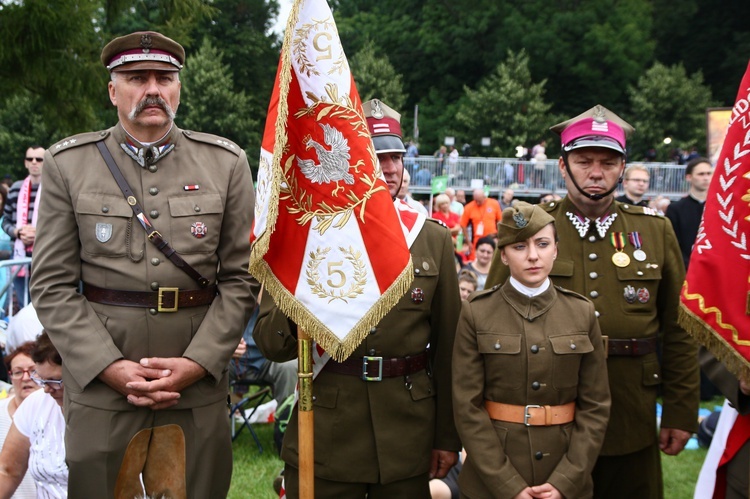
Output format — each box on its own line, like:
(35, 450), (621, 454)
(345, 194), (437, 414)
(628, 231), (643, 251)
(610, 232), (626, 252)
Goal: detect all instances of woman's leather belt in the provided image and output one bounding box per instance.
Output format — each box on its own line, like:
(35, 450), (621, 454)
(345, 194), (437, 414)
(605, 336), (658, 357)
(485, 400), (575, 426)
(322, 352), (429, 381)
(82, 282), (217, 312)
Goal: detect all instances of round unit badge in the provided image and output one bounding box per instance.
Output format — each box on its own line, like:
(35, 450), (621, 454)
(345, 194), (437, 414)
(191, 221), (207, 239)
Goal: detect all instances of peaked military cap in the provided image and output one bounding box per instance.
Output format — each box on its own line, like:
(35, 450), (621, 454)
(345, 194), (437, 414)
(550, 104), (635, 154)
(496, 201), (555, 248)
(363, 99), (406, 154)
(102, 31), (185, 72)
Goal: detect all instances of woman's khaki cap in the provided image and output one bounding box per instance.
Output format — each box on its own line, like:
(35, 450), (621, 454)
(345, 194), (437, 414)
(101, 31), (185, 72)
(496, 201), (555, 248)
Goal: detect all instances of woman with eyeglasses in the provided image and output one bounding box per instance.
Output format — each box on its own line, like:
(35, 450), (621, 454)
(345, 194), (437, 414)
(0, 331), (67, 498)
(0, 341), (39, 498)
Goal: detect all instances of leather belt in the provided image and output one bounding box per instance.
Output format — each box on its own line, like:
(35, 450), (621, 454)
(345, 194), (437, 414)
(322, 352), (429, 381)
(485, 400), (576, 426)
(605, 336), (658, 357)
(82, 283), (217, 312)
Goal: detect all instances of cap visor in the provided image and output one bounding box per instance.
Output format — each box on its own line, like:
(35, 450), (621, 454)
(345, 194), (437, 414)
(564, 136), (624, 154)
(372, 135), (406, 154)
(111, 61), (180, 72)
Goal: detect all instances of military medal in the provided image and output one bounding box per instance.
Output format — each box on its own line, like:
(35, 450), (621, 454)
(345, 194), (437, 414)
(629, 232), (647, 261)
(411, 288), (424, 304)
(191, 221), (207, 238)
(610, 232), (630, 267)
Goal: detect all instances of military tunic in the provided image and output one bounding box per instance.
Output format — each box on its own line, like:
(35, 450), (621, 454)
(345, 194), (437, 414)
(453, 280), (610, 499)
(486, 196), (700, 497)
(30, 123), (256, 498)
(253, 219), (461, 495)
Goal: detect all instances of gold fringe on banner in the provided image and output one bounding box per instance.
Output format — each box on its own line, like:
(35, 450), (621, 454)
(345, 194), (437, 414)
(253, 256), (414, 362)
(678, 303), (750, 382)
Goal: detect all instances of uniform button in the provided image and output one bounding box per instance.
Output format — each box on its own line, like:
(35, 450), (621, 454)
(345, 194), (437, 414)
(531, 381), (540, 390)
(653, 374), (659, 380)
(588, 235), (596, 242)
(530, 345), (539, 354)
(149, 308), (158, 315)
(194, 206), (201, 213)
(589, 253), (598, 261)
(148, 164), (158, 173)
(149, 187), (159, 196)
(369, 327), (377, 335)
(102, 206), (109, 213)
(637, 271), (644, 276)
(535, 451), (543, 460)
(590, 291), (599, 298)
(100, 131), (107, 137)
(570, 343), (577, 350)
(312, 395), (317, 402)
(595, 310), (601, 318)
(150, 210), (159, 219)
(151, 258), (160, 266)
(368, 349), (376, 356)
(589, 272), (598, 279)
(494, 342), (501, 351)
(415, 268), (420, 274)
(549, 202), (555, 207)
(150, 282), (159, 290)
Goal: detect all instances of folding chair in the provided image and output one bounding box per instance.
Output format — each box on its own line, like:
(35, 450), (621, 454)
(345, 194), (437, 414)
(229, 379), (273, 453)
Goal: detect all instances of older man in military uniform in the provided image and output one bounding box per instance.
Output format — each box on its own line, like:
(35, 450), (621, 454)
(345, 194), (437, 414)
(485, 105), (699, 499)
(30, 31), (256, 498)
(253, 99), (461, 498)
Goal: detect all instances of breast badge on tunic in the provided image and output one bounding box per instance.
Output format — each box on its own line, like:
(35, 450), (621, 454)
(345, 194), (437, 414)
(623, 285), (637, 304)
(96, 223), (113, 243)
(637, 287), (650, 303)
(191, 222), (207, 239)
(411, 288), (425, 304)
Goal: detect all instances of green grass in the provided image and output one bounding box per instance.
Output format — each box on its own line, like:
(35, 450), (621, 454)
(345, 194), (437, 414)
(229, 397), (724, 498)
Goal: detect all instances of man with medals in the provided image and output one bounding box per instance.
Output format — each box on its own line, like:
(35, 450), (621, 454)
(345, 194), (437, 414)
(485, 105), (699, 499)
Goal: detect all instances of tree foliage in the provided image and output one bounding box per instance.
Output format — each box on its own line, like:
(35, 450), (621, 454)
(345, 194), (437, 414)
(350, 40), (407, 112)
(627, 62), (717, 161)
(180, 38), (259, 161)
(456, 50), (552, 157)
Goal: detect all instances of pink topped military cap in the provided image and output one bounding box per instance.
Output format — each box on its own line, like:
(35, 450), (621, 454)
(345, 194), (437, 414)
(550, 104), (635, 154)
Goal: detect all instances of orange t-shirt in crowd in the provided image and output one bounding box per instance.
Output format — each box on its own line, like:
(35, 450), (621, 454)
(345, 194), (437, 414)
(460, 197), (502, 248)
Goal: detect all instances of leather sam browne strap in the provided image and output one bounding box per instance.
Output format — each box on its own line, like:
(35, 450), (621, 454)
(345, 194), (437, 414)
(322, 351), (429, 381)
(83, 283), (217, 312)
(484, 400), (576, 426)
(95, 141), (210, 288)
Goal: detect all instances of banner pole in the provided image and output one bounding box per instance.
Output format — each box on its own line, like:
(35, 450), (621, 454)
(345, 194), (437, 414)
(297, 328), (314, 499)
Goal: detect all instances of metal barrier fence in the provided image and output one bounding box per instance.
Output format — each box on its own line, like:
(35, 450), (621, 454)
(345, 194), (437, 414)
(0, 257), (32, 319)
(406, 156), (689, 201)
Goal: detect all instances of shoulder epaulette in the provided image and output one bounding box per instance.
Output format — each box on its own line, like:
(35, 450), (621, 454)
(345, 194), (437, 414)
(467, 285), (500, 302)
(428, 217), (449, 229)
(554, 284), (590, 302)
(540, 200), (562, 213)
(49, 131), (109, 156)
(181, 130), (241, 156)
(620, 203), (660, 217)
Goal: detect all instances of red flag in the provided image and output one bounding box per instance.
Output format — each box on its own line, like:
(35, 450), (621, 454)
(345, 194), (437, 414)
(679, 60), (750, 380)
(250, 0), (413, 361)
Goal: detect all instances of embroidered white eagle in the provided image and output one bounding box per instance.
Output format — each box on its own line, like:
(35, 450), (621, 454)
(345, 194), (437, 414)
(298, 123), (353, 196)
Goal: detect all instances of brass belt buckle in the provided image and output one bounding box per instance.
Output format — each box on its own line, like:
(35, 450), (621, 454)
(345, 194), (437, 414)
(158, 287), (179, 312)
(362, 356), (383, 382)
(524, 404), (541, 426)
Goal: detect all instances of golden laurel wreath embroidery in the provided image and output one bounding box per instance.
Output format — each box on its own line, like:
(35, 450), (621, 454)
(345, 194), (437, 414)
(280, 84), (383, 236)
(306, 246), (367, 303)
(292, 16), (347, 77)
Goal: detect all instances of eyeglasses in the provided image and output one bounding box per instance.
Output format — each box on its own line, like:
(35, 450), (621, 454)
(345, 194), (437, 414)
(25, 157), (43, 163)
(626, 178), (649, 183)
(7, 368), (34, 380)
(29, 371), (64, 390)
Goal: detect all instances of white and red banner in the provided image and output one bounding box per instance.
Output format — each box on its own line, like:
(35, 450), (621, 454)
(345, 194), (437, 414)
(250, 0), (413, 361)
(679, 60), (750, 381)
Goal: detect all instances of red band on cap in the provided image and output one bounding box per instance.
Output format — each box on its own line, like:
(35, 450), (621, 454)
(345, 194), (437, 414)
(366, 116), (402, 138)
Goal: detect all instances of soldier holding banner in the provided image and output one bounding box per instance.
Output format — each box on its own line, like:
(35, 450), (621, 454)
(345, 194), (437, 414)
(254, 99), (461, 498)
(485, 105), (699, 499)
